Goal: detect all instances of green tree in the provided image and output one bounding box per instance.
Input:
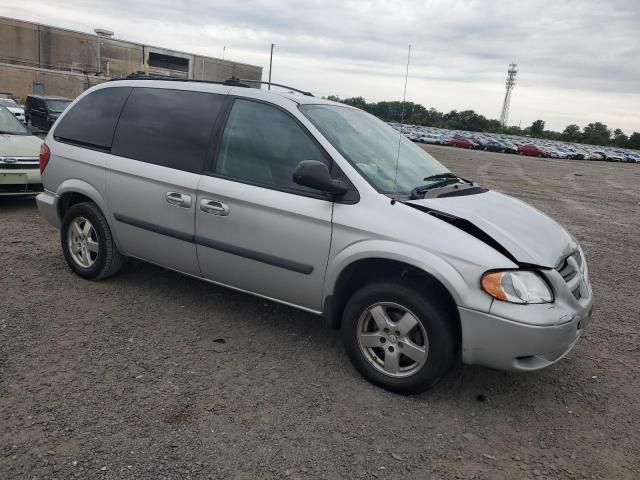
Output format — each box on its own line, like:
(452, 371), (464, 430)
(325, 95), (341, 102)
(628, 132), (640, 150)
(529, 120), (546, 137)
(612, 128), (629, 147)
(342, 96), (368, 110)
(582, 122), (611, 145)
(562, 124), (581, 142)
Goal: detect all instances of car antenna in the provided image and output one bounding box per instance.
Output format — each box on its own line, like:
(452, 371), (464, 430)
(391, 44), (411, 205)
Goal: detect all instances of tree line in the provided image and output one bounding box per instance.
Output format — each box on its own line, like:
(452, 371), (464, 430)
(324, 96), (640, 150)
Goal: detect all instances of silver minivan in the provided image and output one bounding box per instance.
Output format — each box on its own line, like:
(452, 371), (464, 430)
(36, 79), (593, 394)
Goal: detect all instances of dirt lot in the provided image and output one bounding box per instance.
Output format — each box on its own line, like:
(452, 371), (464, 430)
(1, 146), (639, 479)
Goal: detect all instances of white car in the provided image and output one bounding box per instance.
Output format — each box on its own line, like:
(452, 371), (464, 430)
(0, 105), (43, 195)
(0, 98), (26, 124)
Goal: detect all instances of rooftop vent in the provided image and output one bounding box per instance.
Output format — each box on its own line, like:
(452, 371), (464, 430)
(94, 28), (114, 38)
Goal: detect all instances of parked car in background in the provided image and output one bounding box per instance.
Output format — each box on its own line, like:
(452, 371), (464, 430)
(0, 98), (25, 123)
(0, 105), (43, 195)
(517, 144), (548, 157)
(386, 122), (640, 165)
(546, 146), (570, 159)
(475, 137), (514, 153)
(596, 150), (626, 162)
(36, 79), (594, 394)
(624, 151), (640, 163)
(24, 95), (72, 131)
(419, 133), (449, 145)
(449, 136), (478, 149)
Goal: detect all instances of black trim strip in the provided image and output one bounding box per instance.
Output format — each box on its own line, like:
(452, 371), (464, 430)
(113, 213), (194, 243)
(112, 212), (314, 275)
(195, 235), (314, 275)
(54, 136), (111, 153)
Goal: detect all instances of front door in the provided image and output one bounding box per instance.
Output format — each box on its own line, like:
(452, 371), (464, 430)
(106, 87), (227, 276)
(196, 98), (333, 312)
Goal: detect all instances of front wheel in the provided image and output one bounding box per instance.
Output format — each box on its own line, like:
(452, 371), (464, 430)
(341, 282), (458, 394)
(61, 202), (127, 280)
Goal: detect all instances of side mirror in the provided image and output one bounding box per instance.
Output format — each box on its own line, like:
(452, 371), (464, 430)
(293, 160), (348, 196)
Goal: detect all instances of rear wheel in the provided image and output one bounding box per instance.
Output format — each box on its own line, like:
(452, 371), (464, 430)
(61, 202), (127, 280)
(341, 282), (457, 394)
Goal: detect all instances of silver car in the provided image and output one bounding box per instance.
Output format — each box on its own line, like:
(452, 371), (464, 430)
(36, 79), (594, 394)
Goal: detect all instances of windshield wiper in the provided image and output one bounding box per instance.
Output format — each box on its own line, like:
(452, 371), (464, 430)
(409, 174), (473, 199)
(423, 172), (458, 181)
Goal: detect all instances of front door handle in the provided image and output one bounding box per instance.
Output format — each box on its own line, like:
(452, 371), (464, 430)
(200, 199), (230, 216)
(166, 191), (192, 208)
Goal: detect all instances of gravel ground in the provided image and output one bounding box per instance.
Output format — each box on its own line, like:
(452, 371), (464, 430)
(1, 146), (639, 479)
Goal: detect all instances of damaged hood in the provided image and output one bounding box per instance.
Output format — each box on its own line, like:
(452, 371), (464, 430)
(408, 190), (575, 268)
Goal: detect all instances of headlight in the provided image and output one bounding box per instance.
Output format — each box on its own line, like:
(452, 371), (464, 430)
(481, 270), (553, 304)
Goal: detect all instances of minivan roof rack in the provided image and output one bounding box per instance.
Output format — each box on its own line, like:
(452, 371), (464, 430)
(236, 79), (314, 97)
(115, 74), (313, 96)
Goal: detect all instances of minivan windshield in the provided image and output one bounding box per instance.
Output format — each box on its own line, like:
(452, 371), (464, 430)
(47, 100), (71, 113)
(300, 104), (448, 194)
(0, 105), (29, 135)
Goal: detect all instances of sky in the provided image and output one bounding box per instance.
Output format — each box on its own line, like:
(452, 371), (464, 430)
(2, 0), (639, 133)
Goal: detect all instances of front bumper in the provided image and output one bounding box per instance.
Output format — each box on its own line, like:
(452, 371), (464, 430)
(0, 169), (42, 196)
(459, 304), (593, 371)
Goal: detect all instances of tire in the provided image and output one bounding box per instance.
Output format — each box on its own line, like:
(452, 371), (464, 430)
(61, 202), (127, 280)
(341, 281), (458, 395)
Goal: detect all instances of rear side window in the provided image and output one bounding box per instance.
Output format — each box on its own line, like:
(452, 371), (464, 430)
(111, 88), (225, 174)
(54, 88), (132, 150)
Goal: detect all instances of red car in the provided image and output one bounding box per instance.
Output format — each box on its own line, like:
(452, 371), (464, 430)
(449, 137), (478, 149)
(517, 144), (548, 157)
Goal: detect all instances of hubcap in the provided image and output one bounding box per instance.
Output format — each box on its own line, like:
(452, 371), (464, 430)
(357, 302), (429, 378)
(67, 217), (99, 268)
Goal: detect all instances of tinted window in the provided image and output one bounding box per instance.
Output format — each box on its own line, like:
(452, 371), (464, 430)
(112, 88), (225, 173)
(216, 99), (329, 192)
(54, 88), (131, 150)
(46, 100), (72, 113)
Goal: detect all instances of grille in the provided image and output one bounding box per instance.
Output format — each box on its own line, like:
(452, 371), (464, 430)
(0, 158), (39, 169)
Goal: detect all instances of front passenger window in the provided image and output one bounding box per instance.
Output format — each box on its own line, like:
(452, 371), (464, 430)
(216, 99), (329, 192)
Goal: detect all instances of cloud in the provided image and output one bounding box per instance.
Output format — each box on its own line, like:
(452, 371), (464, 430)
(2, 0), (639, 132)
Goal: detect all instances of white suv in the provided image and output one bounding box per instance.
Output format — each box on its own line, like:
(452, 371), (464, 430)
(36, 78), (593, 394)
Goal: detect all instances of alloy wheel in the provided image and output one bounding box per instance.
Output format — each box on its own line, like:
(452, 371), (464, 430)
(357, 302), (429, 378)
(67, 217), (99, 268)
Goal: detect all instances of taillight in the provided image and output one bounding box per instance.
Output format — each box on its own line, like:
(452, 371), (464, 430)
(39, 143), (51, 173)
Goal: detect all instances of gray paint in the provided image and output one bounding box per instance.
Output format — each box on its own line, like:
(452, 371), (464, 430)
(36, 79), (594, 373)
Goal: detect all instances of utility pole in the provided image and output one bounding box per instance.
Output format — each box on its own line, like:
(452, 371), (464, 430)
(499, 63), (518, 127)
(268, 43), (274, 90)
(222, 46), (226, 61)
